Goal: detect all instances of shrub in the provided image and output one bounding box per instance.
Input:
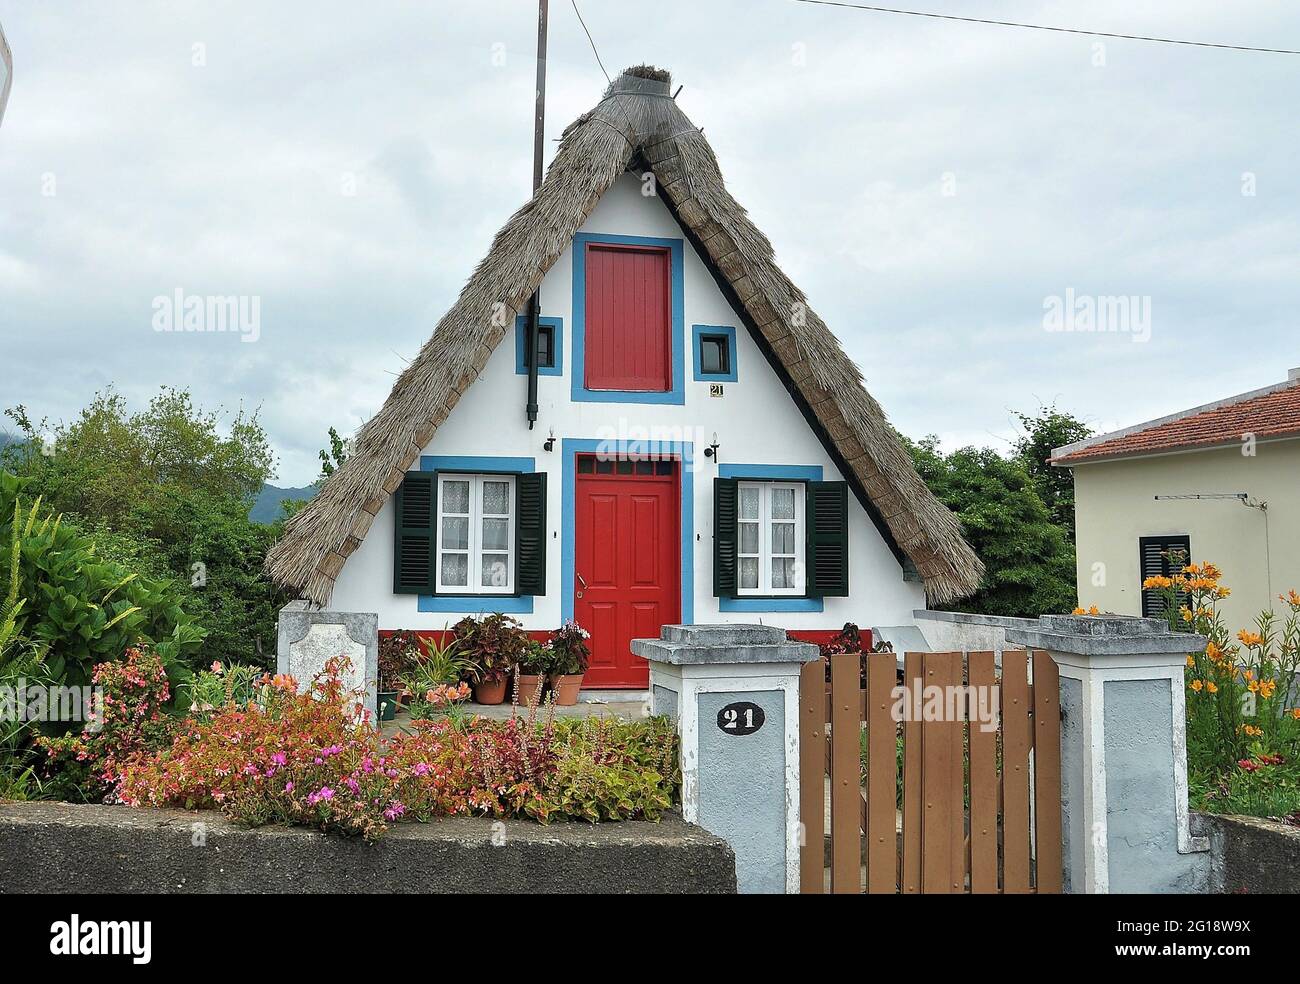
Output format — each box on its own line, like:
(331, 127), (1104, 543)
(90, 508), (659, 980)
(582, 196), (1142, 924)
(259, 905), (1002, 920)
(117, 659), (680, 838)
(0, 472), (205, 688)
(37, 647), (177, 801)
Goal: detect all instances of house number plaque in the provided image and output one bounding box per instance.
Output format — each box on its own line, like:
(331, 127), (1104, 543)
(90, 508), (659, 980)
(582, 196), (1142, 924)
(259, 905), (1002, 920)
(717, 701), (765, 736)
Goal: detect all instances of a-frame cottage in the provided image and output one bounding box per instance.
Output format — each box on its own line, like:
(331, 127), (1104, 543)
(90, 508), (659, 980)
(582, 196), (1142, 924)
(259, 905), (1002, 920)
(266, 66), (981, 690)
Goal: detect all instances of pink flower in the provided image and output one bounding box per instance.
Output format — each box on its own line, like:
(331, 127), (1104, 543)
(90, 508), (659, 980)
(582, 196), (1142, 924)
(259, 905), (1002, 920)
(284, 781), (294, 793)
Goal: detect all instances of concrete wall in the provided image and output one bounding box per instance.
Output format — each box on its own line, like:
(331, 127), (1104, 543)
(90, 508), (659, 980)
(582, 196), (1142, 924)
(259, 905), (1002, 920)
(1194, 812), (1300, 894)
(0, 803), (737, 894)
(1071, 440), (1300, 632)
(329, 174), (924, 632)
(913, 609), (1035, 654)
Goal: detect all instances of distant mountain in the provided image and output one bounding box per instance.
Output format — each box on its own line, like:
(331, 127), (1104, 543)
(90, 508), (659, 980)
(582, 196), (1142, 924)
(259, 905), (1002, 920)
(249, 483), (316, 524)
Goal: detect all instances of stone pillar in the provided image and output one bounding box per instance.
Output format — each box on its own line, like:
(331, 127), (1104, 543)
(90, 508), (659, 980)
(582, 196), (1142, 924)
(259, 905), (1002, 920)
(630, 624), (821, 894)
(277, 601), (379, 717)
(1005, 614), (1210, 893)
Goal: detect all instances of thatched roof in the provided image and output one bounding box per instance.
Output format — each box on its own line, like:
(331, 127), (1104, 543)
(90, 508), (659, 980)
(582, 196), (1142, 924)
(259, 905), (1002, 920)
(266, 66), (983, 606)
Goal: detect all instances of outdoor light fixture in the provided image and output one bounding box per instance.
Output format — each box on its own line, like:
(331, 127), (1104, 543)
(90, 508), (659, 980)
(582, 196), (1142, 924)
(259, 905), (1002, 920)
(543, 428), (556, 452)
(704, 432), (720, 459)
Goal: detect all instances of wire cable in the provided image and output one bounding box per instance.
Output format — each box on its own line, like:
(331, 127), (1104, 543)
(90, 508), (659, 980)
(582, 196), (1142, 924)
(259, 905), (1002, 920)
(789, 1), (1300, 55)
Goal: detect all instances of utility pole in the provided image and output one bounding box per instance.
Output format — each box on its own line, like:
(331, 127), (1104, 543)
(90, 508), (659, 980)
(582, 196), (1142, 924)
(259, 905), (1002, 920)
(525, 0), (548, 430)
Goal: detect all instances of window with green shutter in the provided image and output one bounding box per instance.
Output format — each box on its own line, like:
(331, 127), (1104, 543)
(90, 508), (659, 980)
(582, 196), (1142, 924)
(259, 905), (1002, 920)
(713, 477), (849, 598)
(393, 470), (547, 597)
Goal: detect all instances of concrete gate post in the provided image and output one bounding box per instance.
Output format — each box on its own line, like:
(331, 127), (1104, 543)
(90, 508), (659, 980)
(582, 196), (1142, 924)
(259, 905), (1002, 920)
(631, 624), (821, 894)
(1005, 614), (1210, 893)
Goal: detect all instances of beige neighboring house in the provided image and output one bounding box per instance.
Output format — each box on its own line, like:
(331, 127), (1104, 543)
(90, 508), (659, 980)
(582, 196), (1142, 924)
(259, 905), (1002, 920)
(1052, 366), (1300, 633)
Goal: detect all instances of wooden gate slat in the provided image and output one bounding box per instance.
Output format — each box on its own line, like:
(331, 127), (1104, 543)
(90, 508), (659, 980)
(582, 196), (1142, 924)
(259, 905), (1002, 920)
(1001, 650), (1033, 893)
(830, 652), (861, 893)
(865, 652), (898, 893)
(901, 651), (923, 893)
(1032, 650), (1064, 894)
(967, 651), (998, 893)
(920, 651), (961, 893)
(799, 659), (825, 894)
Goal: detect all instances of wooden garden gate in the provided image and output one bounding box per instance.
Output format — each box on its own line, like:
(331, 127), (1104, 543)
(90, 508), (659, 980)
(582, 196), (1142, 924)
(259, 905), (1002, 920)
(799, 650), (1063, 894)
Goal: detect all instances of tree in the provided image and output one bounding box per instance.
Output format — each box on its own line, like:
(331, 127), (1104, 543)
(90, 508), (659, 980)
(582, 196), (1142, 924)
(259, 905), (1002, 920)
(903, 434), (1078, 618)
(1011, 405), (1092, 539)
(2, 388), (284, 668)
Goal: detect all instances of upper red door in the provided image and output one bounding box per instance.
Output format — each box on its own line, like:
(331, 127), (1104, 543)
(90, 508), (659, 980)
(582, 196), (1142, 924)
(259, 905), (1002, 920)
(584, 243), (672, 392)
(574, 456), (680, 688)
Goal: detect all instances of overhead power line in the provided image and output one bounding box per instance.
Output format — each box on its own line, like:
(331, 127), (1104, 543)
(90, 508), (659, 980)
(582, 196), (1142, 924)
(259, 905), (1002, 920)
(790, 1), (1300, 55)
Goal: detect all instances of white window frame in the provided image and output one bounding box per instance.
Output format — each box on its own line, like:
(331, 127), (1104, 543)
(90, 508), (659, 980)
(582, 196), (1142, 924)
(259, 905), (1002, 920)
(736, 481), (805, 596)
(435, 473), (516, 595)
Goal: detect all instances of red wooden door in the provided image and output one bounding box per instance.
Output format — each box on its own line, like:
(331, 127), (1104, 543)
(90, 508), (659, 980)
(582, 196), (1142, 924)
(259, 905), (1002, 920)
(574, 457), (680, 688)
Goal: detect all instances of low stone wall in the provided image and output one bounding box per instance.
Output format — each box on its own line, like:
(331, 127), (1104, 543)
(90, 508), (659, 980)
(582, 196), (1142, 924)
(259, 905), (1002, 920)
(0, 802), (737, 894)
(912, 609), (1036, 655)
(1194, 812), (1300, 894)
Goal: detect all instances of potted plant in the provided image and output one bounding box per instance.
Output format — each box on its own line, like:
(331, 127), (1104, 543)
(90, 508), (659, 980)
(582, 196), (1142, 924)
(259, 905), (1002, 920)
(515, 638), (550, 707)
(400, 633), (474, 719)
(453, 613), (526, 705)
(378, 629), (421, 718)
(548, 620), (591, 706)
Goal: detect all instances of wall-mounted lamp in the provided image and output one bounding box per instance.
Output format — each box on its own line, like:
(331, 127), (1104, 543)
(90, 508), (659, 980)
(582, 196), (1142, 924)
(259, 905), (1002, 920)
(703, 432), (720, 459)
(543, 428), (556, 453)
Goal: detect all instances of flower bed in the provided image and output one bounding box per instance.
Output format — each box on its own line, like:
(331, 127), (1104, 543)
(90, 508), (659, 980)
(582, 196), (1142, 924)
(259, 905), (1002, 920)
(1141, 562), (1300, 821)
(41, 652), (679, 839)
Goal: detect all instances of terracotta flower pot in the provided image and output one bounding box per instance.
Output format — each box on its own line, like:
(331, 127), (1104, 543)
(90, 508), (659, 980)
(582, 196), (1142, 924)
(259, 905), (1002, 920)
(516, 673), (546, 706)
(474, 676), (508, 705)
(552, 673), (585, 706)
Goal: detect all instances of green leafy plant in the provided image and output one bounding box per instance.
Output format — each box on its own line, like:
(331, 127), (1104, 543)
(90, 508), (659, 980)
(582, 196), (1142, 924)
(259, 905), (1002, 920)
(183, 660), (264, 718)
(548, 621), (591, 676)
(451, 613), (529, 683)
(401, 633), (474, 695)
(0, 472), (205, 690)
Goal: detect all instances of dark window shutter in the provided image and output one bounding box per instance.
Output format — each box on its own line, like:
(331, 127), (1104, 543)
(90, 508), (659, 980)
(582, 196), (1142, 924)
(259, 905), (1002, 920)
(713, 477), (739, 597)
(1139, 535), (1191, 618)
(393, 472), (435, 594)
(806, 481), (849, 597)
(515, 472), (547, 595)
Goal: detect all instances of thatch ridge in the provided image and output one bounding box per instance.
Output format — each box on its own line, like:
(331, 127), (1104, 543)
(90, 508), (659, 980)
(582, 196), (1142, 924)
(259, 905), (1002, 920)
(265, 68), (983, 605)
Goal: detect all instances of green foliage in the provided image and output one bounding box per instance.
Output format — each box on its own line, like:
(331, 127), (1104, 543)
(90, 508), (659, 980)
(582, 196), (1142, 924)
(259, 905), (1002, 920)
(902, 435), (1077, 617)
(3, 389), (284, 668)
(0, 471), (204, 688)
(402, 634), (474, 693)
(451, 613), (530, 682)
(1011, 405), (1093, 537)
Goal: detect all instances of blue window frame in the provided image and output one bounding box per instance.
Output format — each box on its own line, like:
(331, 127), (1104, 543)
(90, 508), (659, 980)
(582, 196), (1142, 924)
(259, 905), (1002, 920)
(570, 232), (685, 405)
(692, 324), (738, 382)
(514, 315), (563, 376)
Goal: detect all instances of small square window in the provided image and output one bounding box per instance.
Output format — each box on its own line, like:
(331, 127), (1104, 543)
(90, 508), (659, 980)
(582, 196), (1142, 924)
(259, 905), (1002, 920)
(699, 334), (730, 376)
(524, 322), (555, 369)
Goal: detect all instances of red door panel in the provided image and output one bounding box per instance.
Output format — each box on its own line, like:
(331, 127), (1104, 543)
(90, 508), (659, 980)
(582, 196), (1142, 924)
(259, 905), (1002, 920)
(584, 244), (671, 392)
(574, 459), (680, 689)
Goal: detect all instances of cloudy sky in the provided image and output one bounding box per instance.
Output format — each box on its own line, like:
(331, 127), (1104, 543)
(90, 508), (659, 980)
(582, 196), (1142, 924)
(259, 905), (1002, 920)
(2, 1), (1297, 485)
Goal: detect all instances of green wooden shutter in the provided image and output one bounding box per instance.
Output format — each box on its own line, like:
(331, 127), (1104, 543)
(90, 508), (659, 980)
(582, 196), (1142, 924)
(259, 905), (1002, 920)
(515, 472), (547, 595)
(393, 471), (435, 594)
(806, 481), (849, 597)
(713, 477), (739, 597)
